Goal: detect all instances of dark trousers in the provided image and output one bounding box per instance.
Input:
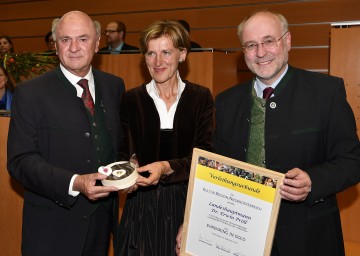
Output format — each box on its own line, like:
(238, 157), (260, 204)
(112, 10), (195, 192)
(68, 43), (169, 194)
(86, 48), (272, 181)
(82, 203), (113, 256)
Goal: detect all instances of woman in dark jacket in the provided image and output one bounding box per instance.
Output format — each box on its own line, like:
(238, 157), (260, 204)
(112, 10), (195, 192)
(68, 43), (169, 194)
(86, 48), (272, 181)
(116, 19), (214, 256)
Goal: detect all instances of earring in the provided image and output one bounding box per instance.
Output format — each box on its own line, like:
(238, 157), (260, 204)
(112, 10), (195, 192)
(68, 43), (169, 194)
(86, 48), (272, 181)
(179, 59), (183, 63)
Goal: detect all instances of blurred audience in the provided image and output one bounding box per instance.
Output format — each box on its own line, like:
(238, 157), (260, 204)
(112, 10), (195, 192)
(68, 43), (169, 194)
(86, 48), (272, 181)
(0, 65), (14, 111)
(0, 35), (14, 54)
(99, 20), (139, 53)
(177, 20), (202, 49)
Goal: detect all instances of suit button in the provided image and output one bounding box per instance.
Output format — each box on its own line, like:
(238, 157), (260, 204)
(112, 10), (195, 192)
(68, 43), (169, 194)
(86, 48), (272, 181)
(55, 201), (63, 206)
(84, 132), (90, 137)
(86, 160), (92, 164)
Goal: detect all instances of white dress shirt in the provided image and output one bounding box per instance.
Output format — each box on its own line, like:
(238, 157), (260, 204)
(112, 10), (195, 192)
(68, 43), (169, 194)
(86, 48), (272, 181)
(60, 64), (96, 197)
(146, 71), (185, 129)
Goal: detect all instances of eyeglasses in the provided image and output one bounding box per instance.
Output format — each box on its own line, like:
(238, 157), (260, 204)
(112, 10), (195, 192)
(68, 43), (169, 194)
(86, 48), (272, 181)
(242, 31), (288, 54)
(103, 30), (120, 34)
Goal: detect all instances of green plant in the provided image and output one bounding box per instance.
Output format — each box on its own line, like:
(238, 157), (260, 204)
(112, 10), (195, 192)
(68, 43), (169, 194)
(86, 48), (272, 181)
(1, 52), (58, 84)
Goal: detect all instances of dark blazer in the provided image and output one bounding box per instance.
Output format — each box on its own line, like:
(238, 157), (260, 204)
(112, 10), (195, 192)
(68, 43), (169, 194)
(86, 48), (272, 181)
(7, 67), (125, 256)
(116, 81), (214, 256)
(98, 42), (139, 53)
(214, 66), (360, 256)
(119, 81), (214, 184)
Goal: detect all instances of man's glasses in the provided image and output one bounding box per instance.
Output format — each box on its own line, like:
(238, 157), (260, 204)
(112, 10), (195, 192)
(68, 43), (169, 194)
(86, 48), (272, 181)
(103, 30), (120, 34)
(242, 31), (288, 54)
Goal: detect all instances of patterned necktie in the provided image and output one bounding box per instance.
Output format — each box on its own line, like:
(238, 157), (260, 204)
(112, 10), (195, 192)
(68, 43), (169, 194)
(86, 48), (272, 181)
(77, 79), (95, 115)
(263, 87), (274, 100)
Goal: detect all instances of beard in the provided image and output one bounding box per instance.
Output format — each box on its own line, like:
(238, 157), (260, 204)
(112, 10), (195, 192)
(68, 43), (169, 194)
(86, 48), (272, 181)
(246, 52), (288, 84)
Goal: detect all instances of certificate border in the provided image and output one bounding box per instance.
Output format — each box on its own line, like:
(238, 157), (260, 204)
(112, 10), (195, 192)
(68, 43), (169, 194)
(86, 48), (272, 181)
(180, 148), (285, 256)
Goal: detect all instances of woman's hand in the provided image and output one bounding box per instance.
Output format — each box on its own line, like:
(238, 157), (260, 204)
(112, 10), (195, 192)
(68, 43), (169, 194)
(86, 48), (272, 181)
(175, 224), (183, 255)
(120, 183), (139, 194)
(136, 161), (173, 186)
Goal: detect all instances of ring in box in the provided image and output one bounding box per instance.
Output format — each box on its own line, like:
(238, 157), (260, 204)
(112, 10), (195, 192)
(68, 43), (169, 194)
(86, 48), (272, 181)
(98, 161), (138, 189)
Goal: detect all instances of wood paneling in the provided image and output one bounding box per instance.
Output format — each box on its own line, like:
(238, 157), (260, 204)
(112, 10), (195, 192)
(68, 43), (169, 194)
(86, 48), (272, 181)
(0, 117), (23, 256)
(92, 51), (238, 96)
(1, 0), (360, 255)
(2, 1), (358, 51)
(330, 26), (360, 255)
(3, 21), (332, 49)
(330, 27), (360, 138)
(2, 0), (357, 75)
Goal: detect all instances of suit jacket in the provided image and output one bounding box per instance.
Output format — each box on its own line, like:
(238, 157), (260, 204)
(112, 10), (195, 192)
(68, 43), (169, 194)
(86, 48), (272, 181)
(214, 66), (360, 256)
(98, 42), (139, 53)
(7, 66), (125, 256)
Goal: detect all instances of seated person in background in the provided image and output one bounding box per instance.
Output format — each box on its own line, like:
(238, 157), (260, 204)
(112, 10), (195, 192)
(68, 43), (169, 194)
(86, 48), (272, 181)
(177, 20), (202, 49)
(0, 35), (14, 54)
(0, 66), (14, 111)
(44, 31), (56, 52)
(99, 20), (139, 53)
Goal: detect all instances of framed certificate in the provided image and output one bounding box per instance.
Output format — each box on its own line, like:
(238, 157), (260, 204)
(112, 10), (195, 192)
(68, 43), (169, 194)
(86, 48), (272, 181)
(180, 148), (285, 256)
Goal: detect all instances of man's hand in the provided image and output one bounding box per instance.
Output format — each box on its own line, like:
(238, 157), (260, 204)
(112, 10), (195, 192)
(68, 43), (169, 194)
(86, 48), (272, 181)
(73, 173), (118, 200)
(280, 168), (312, 202)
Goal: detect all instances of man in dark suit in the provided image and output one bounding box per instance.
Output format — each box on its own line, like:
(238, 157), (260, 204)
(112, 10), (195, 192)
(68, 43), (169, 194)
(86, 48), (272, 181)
(7, 11), (125, 256)
(98, 20), (139, 53)
(214, 10), (360, 256)
(177, 9), (360, 256)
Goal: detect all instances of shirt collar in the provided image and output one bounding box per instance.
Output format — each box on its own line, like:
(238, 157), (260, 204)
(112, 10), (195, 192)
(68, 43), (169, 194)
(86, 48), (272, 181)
(109, 42), (124, 52)
(60, 64), (94, 86)
(254, 64), (288, 98)
(146, 71), (185, 100)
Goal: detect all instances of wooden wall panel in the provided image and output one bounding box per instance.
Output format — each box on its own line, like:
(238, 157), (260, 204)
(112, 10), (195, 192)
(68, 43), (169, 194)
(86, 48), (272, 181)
(329, 27), (360, 137)
(1, 0), (356, 78)
(0, 117), (23, 256)
(3, 23), (332, 54)
(1, 1), (360, 255)
(2, 0), (359, 23)
(0, 19), (54, 37)
(0, 0), (288, 20)
(1, 1), (358, 51)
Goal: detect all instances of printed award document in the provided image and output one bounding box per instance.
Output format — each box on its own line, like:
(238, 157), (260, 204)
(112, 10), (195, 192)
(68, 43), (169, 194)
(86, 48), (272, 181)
(180, 148), (285, 256)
